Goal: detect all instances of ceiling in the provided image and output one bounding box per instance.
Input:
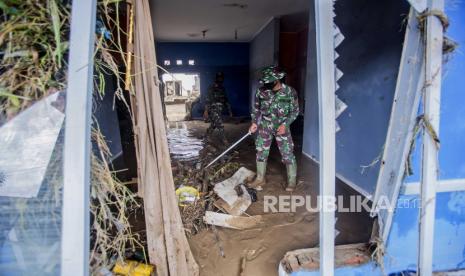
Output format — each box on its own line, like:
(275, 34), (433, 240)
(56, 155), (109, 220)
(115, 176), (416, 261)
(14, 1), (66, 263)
(150, 0), (310, 42)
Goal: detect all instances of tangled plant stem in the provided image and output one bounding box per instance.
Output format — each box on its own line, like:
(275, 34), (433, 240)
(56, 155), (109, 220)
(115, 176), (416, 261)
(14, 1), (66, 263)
(1, 0), (143, 272)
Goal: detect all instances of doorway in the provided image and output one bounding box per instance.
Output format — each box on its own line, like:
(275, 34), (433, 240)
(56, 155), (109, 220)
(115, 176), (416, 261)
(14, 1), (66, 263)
(161, 73), (200, 121)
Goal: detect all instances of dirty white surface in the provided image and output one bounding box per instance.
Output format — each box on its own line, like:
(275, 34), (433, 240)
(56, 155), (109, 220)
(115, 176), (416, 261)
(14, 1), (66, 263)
(213, 167), (255, 215)
(203, 211), (263, 230)
(335, 95), (348, 133)
(0, 93), (64, 198)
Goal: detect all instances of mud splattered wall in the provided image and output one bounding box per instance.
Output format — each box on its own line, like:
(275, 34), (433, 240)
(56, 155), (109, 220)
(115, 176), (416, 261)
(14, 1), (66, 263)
(299, 3), (465, 274)
(156, 42), (250, 118)
(303, 0), (409, 196)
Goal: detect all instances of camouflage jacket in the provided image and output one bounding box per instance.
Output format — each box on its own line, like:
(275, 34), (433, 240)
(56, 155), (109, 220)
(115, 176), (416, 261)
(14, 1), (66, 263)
(206, 82), (229, 110)
(251, 84), (299, 127)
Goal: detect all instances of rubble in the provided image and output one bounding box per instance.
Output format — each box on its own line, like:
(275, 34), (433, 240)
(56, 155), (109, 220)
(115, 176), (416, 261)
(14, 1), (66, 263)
(203, 211), (263, 230)
(213, 167), (255, 215)
(169, 131), (249, 235)
(280, 243), (371, 273)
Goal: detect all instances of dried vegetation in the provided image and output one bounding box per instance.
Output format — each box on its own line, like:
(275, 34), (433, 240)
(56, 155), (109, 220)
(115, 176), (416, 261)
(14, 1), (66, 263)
(0, 0), (143, 273)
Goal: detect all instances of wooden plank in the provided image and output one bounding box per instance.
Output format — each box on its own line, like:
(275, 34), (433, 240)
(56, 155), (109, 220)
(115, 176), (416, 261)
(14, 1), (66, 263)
(133, 2), (168, 274)
(281, 243), (370, 273)
(203, 211), (264, 230)
(125, 2), (142, 197)
(124, 4), (134, 91)
(132, 1), (199, 275)
(138, 2), (184, 275)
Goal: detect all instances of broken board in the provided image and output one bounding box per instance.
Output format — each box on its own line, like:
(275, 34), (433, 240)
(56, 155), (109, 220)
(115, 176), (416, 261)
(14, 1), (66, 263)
(280, 243), (371, 273)
(213, 167), (255, 216)
(204, 211), (263, 230)
(204, 211), (317, 231)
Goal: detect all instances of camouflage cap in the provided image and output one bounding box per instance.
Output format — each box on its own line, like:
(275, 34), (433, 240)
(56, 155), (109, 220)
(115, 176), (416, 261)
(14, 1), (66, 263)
(260, 66), (286, 84)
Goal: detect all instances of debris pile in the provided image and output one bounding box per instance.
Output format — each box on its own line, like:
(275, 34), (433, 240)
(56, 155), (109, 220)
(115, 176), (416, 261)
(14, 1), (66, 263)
(170, 134), (257, 236)
(180, 198), (208, 236)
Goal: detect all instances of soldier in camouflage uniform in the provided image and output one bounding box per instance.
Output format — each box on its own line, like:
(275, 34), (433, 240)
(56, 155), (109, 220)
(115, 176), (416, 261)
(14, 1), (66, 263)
(249, 66), (299, 191)
(204, 72), (232, 143)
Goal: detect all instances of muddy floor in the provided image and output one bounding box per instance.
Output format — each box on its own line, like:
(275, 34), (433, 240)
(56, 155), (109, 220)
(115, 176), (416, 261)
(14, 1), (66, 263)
(167, 120), (373, 276)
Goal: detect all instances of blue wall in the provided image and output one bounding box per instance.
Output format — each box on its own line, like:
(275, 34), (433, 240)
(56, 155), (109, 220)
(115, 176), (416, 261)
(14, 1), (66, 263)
(438, 3), (465, 180)
(332, 0), (408, 196)
(291, 191), (465, 276)
(302, 0), (409, 196)
(293, 2), (465, 275)
(156, 42), (250, 118)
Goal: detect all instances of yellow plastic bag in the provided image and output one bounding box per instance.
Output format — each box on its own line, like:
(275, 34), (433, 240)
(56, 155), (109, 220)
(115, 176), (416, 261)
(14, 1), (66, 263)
(112, 260), (154, 276)
(175, 186), (200, 206)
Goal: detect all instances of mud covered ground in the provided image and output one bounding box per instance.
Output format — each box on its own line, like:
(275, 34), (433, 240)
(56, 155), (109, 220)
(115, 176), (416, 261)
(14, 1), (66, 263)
(167, 120), (373, 276)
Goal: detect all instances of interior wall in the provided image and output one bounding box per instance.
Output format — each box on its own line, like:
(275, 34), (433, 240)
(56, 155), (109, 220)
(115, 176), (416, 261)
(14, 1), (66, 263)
(279, 12), (309, 112)
(249, 18), (280, 104)
(302, 0), (318, 159)
(93, 72), (138, 181)
(93, 73), (123, 161)
(303, 0), (409, 196)
(156, 42), (250, 118)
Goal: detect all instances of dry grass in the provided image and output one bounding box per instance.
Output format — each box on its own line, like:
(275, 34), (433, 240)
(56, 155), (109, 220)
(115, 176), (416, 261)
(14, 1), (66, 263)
(180, 198), (209, 237)
(1, 0), (143, 273)
(0, 0), (70, 119)
(90, 128), (144, 272)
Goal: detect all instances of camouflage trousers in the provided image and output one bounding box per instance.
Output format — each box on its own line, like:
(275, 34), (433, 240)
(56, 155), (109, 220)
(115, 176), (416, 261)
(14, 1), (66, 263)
(206, 104), (224, 135)
(255, 120), (296, 165)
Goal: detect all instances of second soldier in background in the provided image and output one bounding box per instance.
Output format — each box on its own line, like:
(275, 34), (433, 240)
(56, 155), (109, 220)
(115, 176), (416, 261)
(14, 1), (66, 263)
(204, 71), (233, 144)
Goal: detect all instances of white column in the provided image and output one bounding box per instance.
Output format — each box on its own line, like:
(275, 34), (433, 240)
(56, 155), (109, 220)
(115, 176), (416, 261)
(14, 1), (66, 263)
(314, 0), (336, 274)
(61, 0), (97, 275)
(418, 0), (444, 275)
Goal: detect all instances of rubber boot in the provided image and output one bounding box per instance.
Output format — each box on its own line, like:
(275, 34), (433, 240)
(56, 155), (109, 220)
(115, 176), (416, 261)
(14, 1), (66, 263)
(220, 130), (229, 145)
(204, 127), (213, 139)
(249, 161), (267, 191)
(285, 163), (297, 192)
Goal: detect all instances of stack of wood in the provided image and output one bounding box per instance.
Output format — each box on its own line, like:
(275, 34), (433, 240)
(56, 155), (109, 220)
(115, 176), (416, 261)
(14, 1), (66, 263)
(130, 0), (199, 275)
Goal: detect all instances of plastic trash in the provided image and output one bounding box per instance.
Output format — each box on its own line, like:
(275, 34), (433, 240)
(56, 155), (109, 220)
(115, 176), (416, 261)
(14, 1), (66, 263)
(112, 260), (154, 276)
(175, 186), (200, 206)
